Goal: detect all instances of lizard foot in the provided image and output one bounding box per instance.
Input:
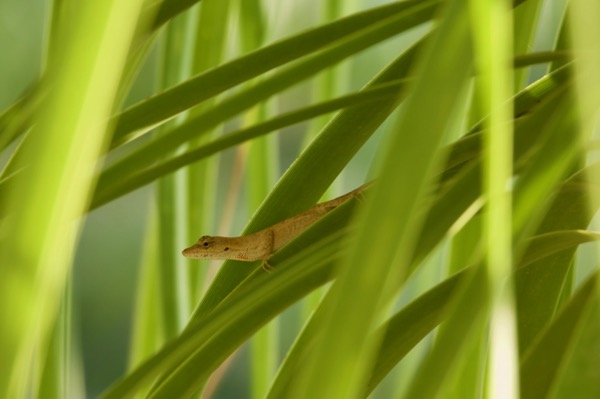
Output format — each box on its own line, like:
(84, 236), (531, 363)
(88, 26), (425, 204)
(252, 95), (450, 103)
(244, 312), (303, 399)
(261, 259), (274, 272)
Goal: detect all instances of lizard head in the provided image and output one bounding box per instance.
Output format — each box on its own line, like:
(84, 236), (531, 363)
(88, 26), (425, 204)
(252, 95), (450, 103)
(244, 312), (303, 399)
(181, 235), (232, 259)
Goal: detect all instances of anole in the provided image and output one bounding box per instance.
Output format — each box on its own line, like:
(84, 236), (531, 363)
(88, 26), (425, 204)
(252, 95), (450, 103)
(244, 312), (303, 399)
(182, 183), (370, 262)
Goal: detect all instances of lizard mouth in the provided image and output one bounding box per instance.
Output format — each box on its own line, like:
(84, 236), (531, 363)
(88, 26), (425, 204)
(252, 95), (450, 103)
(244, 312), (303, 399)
(181, 244), (201, 258)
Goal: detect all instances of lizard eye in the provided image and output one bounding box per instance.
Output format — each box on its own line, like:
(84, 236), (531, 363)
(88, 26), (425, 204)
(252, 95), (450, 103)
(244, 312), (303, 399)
(224, 247), (229, 251)
(202, 241), (210, 247)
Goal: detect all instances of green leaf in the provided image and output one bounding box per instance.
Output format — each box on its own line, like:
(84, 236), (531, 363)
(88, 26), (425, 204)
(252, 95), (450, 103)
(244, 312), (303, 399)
(0, 1), (145, 396)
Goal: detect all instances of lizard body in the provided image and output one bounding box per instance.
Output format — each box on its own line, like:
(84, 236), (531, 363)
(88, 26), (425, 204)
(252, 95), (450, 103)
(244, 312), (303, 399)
(182, 183), (369, 261)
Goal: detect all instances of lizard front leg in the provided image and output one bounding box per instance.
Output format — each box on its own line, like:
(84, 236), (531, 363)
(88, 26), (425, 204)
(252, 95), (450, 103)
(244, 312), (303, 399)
(260, 229), (275, 271)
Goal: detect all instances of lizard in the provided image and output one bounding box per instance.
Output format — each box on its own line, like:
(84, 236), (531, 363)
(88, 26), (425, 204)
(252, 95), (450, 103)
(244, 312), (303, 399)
(182, 182), (370, 263)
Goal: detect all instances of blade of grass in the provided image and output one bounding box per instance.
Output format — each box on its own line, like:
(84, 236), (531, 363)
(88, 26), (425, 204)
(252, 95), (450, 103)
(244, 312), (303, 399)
(469, 0), (518, 397)
(298, 0), (349, 335)
(549, 8), (570, 73)
(0, 1), (145, 396)
(150, 0), (202, 30)
(0, 6), (160, 184)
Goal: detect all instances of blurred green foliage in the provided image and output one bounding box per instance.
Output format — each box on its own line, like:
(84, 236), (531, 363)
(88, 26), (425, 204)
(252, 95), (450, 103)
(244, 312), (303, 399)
(1, 0), (599, 398)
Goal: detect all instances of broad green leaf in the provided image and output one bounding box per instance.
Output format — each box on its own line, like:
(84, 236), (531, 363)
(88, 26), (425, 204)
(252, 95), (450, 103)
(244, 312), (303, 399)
(0, 1), (145, 396)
